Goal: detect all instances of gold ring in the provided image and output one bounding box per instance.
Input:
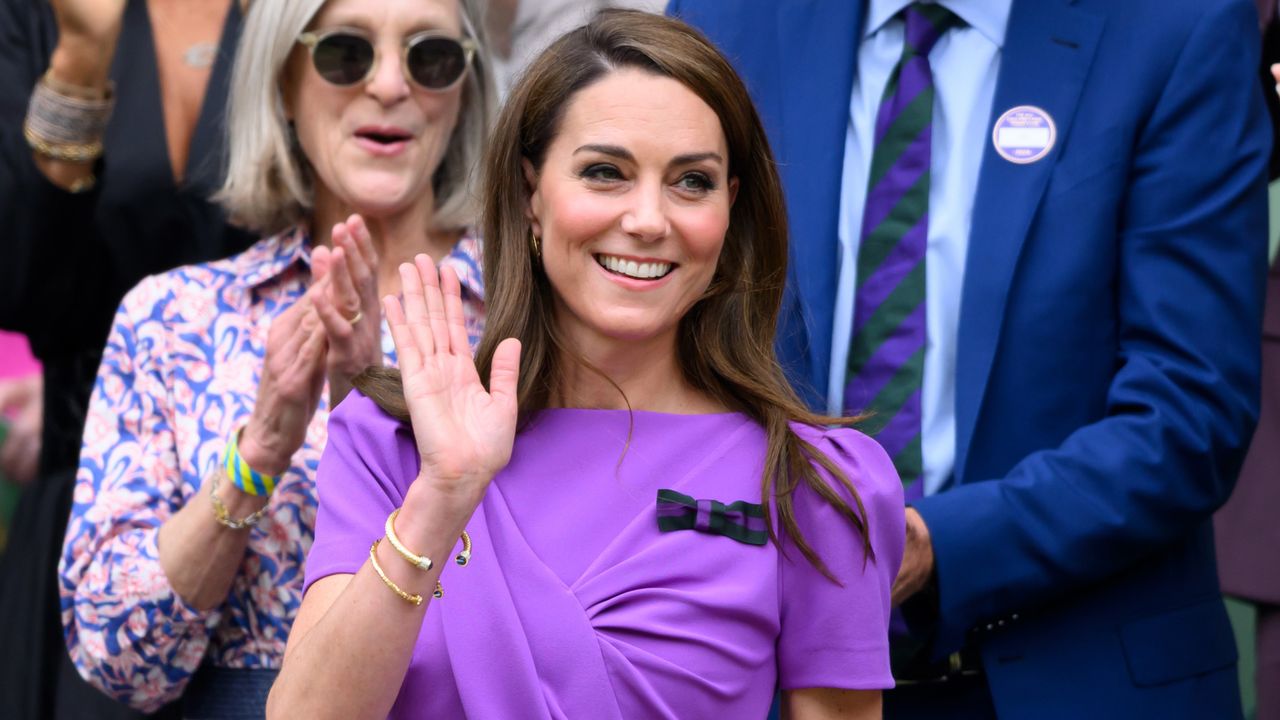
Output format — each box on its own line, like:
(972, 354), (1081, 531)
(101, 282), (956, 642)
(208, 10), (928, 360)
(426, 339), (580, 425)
(347, 310), (363, 325)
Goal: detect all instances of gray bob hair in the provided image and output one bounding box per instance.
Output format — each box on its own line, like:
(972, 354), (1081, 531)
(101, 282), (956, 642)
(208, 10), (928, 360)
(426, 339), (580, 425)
(216, 0), (495, 235)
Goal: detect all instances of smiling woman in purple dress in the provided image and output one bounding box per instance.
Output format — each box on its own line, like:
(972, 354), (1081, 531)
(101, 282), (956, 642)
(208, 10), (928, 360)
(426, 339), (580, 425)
(271, 10), (905, 720)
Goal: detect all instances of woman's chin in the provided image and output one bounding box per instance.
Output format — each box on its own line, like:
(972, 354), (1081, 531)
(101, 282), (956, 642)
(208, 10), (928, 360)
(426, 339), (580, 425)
(339, 189), (419, 222)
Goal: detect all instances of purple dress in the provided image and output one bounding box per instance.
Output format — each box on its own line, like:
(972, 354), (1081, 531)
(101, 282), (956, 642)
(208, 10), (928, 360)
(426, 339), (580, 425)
(305, 393), (905, 719)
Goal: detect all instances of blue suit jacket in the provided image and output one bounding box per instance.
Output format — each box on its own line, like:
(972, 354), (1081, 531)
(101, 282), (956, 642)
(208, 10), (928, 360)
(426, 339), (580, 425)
(671, 0), (1270, 716)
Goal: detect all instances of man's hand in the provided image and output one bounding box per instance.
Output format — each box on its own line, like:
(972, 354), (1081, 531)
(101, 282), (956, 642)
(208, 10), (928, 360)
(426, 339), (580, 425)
(892, 507), (935, 606)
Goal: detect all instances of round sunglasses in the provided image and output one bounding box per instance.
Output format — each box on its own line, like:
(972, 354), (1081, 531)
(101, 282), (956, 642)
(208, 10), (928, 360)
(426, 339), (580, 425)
(297, 29), (476, 91)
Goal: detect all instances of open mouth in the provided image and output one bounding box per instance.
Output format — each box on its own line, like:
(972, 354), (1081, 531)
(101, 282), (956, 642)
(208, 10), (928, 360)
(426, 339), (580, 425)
(594, 254), (675, 280)
(354, 127), (413, 145)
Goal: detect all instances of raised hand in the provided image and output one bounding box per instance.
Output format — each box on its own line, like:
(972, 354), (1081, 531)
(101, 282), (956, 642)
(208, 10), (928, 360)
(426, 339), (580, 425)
(385, 255), (521, 499)
(313, 215), (382, 405)
(47, 0), (128, 90)
(238, 255), (332, 476)
(50, 0), (127, 44)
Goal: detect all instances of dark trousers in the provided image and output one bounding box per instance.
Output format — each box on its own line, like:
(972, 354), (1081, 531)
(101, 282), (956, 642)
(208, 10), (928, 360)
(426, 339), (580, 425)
(1261, 603), (1280, 720)
(884, 675), (997, 720)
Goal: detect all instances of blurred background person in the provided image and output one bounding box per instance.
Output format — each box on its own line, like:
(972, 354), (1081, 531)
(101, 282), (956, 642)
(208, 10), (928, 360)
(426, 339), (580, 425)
(57, 0), (493, 716)
(0, 331), (42, 549)
(482, 0), (663, 97)
(0, 0), (255, 717)
(1214, 7), (1280, 717)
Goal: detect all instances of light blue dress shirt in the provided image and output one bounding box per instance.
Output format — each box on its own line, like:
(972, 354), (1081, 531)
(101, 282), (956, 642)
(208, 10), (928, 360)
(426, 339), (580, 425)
(827, 0), (1011, 495)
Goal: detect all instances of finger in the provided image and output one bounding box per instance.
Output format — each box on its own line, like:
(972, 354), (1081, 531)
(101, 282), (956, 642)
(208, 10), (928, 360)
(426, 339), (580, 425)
(1271, 63), (1280, 85)
(313, 285), (355, 343)
(337, 218), (374, 285)
(329, 246), (361, 319)
(346, 214), (379, 269)
(311, 245), (332, 284)
(440, 266), (471, 356)
(414, 254), (450, 356)
(399, 261), (435, 357)
(383, 294), (421, 375)
(275, 307), (316, 362)
(487, 338), (522, 412)
(297, 319), (328, 368)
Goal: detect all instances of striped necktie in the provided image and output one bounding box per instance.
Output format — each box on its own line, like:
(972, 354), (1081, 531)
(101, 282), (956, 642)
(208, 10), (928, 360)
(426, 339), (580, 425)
(844, 3), (962, 497)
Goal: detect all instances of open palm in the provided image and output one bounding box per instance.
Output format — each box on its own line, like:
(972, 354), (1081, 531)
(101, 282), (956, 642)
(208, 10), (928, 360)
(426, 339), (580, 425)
(385, 256), (521, 496)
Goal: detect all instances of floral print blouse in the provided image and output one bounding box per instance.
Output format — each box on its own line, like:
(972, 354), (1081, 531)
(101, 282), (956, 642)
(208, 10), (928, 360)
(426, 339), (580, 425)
(58, 227), (485, 711)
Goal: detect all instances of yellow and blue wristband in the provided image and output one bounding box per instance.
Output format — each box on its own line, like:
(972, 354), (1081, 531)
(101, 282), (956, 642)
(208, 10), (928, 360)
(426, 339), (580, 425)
(224, 430), (280, 497)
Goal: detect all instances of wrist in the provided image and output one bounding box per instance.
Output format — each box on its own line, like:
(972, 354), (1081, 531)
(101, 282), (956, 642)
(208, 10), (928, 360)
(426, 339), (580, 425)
(210, 469), (269, 519)
(49, 41), (115, 92)
(237, 425), (294, 477)
(401, 478), (484, 541)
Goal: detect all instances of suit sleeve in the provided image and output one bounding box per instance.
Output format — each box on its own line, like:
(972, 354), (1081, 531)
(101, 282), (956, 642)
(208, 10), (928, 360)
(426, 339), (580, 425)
(914, 0), (1271, 655)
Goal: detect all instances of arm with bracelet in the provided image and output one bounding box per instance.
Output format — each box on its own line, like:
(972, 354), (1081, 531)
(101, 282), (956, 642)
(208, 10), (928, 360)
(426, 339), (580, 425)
(59, 257), (333, 710)
(269, 258), (518, 720)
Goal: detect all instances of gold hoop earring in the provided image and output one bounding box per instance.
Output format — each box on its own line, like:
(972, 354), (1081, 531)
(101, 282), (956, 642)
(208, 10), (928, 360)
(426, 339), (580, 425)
(529, 230), (541, 260)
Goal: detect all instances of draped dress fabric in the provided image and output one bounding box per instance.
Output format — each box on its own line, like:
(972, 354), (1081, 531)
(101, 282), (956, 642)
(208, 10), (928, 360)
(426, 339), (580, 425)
(305, 394), (905, 718)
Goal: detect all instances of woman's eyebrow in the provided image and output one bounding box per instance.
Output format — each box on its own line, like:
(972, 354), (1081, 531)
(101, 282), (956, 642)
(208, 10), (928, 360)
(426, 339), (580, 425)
(573, 145), (725, 168)
(670, 151), (724, 167)
(574, 144), (633, 161)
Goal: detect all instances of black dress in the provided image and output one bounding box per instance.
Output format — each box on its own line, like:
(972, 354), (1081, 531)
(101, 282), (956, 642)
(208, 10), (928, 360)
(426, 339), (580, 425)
(0, 2), (253, 718)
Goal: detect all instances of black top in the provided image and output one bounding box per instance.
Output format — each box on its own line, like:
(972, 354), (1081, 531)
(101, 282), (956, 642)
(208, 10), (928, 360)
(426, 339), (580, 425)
(0, 0), (253, 472)
(0, 1), (252, 718)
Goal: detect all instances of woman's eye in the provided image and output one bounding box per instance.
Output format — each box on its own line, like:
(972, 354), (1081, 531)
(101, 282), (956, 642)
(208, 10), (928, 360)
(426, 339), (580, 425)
(676, 172), (715, 193)
(581, 164), (624, 182)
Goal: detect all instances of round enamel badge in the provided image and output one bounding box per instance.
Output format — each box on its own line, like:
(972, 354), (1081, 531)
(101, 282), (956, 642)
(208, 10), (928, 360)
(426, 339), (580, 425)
(992, 105), (1056, 164)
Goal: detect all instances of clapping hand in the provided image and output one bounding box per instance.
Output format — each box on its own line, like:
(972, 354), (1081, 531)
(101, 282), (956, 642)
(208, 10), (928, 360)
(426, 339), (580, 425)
(238, 254), (333, 476)
(312, 215), (382, 405)
(384, 255), (521, 502)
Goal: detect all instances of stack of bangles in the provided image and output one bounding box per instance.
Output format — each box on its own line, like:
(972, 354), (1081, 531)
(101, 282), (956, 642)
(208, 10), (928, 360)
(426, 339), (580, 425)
(23, 70), (116, 192)
(209, 428), (280, 530)
(370, 508), (472, 605)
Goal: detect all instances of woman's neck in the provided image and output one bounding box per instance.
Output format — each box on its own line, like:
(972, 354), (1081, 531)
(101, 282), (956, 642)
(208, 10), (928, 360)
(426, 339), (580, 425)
(311, 191), (459, 298)
(551, 329), (726, 415)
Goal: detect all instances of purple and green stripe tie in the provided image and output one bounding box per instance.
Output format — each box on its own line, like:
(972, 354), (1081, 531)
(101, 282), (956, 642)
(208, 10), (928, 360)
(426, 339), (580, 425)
(844, 4), (962, 497)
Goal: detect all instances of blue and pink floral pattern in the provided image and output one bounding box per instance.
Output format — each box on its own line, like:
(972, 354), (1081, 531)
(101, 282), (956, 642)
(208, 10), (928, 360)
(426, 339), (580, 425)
(58, 227), (484, 711)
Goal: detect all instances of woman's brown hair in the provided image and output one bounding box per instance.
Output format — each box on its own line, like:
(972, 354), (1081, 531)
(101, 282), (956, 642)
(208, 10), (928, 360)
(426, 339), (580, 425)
(357, 9), (872, 576)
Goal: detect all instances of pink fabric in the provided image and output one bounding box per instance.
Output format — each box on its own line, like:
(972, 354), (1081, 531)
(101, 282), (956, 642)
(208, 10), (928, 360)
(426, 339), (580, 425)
(305, 393), (906, 718)
(0, 330), (39, 379)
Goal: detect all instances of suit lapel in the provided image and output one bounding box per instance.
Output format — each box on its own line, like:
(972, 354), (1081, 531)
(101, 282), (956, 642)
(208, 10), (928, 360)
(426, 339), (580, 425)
(776, 0), (863, 399)
(953, 0), (1104, 482)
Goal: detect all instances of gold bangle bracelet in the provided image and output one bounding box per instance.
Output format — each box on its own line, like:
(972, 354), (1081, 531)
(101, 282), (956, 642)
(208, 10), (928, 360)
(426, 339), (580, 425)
(369, 539), (423, 606)
(385, 508), (434, 571)
(385, 508), (474, 570)
(24, 124), (102, 162)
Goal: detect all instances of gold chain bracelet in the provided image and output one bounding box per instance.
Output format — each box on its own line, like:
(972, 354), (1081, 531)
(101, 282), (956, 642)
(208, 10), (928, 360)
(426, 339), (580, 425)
(208, 466), (269, 530)
(24, 124), (103, 163)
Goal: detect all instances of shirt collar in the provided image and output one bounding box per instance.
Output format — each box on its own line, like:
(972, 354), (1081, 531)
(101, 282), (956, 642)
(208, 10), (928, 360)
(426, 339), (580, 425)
(236, 226), (311, 290)
(235, 225), (486, 302)
(864, 0), (1012, 49)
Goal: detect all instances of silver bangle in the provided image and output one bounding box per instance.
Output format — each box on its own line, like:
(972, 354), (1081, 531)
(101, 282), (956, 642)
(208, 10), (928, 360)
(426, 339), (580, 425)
(24, 71), (115, 161)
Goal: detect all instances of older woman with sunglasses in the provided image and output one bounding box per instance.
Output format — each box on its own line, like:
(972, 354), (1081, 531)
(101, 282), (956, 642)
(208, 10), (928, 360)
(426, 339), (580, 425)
(56, 0), (493, 717)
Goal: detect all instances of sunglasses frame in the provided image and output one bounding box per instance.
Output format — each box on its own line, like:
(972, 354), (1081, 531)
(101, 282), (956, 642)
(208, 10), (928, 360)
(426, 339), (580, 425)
(297, 27), (477, 92)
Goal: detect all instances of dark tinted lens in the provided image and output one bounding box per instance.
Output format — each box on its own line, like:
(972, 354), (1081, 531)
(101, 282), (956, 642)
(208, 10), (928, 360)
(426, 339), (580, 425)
(406, 37), (467, 89)
(312, 33), (374, 85)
